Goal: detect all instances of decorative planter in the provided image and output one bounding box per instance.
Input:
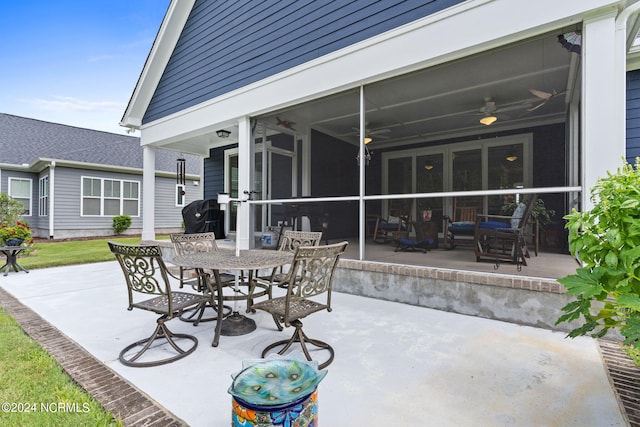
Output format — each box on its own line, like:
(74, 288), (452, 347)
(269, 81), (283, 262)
(4, 238), (24, 247)
(229, 353), (327, 427)
(232, 389), (319, 427)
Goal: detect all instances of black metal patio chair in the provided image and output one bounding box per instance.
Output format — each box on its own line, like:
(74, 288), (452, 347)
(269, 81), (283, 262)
(109, 242), (222, 367)
(252, 241), (348, 369)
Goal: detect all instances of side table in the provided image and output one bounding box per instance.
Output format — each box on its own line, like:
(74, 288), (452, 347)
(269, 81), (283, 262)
(0, 246), (33, 276)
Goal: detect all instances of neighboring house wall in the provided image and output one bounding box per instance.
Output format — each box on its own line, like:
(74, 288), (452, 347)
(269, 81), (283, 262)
(627, 69), (640, 162)
(51, 167), (143, 238)
(144, 0), (464, 123)
(0, 166), (197, 239)
(153, 175), (201, 230)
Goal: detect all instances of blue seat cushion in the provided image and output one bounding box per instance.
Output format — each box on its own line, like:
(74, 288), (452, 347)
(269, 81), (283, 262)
(379, 222), (400, 228)
(397, 237), (433, 247)
(479, 221), (510, 230)
(448, 221), (475, 232)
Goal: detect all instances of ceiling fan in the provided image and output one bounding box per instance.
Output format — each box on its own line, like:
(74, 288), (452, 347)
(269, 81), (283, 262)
(352, 124), (391, 143)
(476, 97), (524, 125)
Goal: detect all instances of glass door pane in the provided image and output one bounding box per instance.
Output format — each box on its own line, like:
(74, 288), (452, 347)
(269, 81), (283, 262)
(253, 152), (263, 232)
(269, 152), (293, 227)
(228, 155), (239, 231)
(451, 148), (482, 210)
(488, 143), (524, 213)
(417, 153), (443, 228)
(387, 156), (413, 220)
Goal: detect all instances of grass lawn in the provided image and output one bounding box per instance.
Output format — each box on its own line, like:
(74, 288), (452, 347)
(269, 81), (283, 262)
(0, 307), (122, 426)
(0, 236), (159, 426)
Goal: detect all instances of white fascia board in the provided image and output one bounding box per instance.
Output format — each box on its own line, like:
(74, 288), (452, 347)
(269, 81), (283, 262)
(120, 0), (196, 130)
(26, 158), (199, 180)
(139, 0), (619, 146)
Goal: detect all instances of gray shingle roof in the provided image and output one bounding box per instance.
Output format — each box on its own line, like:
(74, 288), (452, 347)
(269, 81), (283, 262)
(0, 113), (200, 174)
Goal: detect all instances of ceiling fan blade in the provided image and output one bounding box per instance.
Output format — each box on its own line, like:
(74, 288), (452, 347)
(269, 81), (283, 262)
(526, 101), (548, 112)
(371, 128), (391, 135)
(529, 88), (554, 101)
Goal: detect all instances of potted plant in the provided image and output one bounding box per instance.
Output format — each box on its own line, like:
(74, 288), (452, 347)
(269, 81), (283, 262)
(500, 198), (556, 229)
(556, 159), (640, 350)
(0, 221), (32, 246)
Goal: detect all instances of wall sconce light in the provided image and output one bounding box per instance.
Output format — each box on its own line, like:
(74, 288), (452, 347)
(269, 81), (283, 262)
(216, 129), (231, 138)
(479, 114), (497, 126)
(505, 155), (518, 162)
(424, 164), (434, 170)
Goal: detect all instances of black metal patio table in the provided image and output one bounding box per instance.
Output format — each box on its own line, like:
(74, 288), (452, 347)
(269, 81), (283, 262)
(173, 249), (293, 344)
(0, 246), (33, 276)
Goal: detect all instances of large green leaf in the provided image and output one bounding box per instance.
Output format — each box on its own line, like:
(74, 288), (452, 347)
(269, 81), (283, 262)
(617, 294), (640, 310)
(558, 274), (604, 297)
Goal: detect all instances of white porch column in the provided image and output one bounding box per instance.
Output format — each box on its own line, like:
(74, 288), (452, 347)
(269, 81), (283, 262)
(48, 161), (55, 239)
(237, 116), (252, 249)
(142, 145), (156, 240)
(582, 11), (623, 210)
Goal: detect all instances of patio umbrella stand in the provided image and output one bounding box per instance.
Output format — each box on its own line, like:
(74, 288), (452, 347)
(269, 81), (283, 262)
(220, 272), (257, 336)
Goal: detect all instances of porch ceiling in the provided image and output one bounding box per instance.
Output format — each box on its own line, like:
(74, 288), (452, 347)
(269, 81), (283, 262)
(261, 29), (578, 148)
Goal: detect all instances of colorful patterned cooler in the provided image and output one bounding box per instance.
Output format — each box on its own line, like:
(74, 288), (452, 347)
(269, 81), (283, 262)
(229, 353), (327, 427)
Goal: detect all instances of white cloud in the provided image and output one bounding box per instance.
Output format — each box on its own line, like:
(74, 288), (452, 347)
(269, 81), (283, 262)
(25, 96), (122, 112)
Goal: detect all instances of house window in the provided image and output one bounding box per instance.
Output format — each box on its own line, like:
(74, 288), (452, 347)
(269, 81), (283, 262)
(8, 178), (32, 216)
(39, 176), (49, 216)
(123, 181), (139, 215)
(176, 184), (185, 207)
(82, 177), (102, 216)
(104, 179), (121, 216)
(81, 176), (140, 216)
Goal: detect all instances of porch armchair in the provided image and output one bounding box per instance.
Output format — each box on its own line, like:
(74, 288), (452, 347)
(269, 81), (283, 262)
(473, 194), (538, 268)
(443, 202), (480, 249)
(372, 200), (411, 243)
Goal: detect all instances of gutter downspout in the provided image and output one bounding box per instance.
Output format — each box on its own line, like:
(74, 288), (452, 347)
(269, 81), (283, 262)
(49, 161), (55, 239)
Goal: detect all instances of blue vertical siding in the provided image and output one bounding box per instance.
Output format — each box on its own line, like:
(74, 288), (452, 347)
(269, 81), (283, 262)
(144, 0), (465, 123)
(627, 70), (640, 163)
(204, 145), (231, 201)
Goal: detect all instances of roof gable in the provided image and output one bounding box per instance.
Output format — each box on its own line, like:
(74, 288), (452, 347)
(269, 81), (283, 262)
(122, 0), (464, 128)
(0, 113), (200, 173)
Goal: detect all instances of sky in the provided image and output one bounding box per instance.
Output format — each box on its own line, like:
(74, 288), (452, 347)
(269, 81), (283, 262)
(0, 0), (171, 135)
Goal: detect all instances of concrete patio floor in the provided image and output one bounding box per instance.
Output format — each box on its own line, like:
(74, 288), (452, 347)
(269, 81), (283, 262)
(0, 261), (628, 426)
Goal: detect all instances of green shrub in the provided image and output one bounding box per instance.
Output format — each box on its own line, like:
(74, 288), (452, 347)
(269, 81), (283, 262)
(112, 215), (132, 235)
(0, 192), (26, 225)
(556, 159), (640, 349)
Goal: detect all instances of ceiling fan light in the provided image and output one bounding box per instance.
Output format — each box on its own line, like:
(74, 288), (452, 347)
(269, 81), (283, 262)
(480, 115), (497, 126)
(505, 155), (518, 162)
(363, 137), (373, 144)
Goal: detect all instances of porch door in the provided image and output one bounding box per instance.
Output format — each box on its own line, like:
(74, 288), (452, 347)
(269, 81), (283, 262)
(265, 144), (295, 229)
(386, 156), (414, 219)
(226, 143), (296, 233)
(416, 153), (444, 224)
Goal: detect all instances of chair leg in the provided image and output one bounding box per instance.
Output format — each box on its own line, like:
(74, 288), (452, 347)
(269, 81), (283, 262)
(261, 319), (335, 369)
(119, 316), (198, 367)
